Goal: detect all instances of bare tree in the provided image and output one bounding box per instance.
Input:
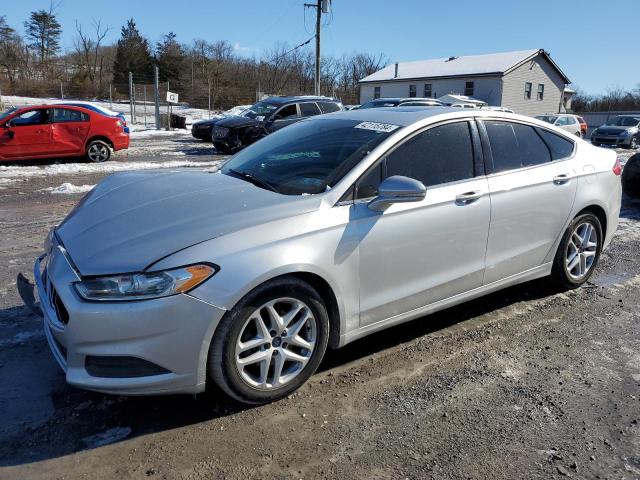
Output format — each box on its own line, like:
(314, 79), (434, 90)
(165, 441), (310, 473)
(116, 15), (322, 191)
(73, 19), (110, 96)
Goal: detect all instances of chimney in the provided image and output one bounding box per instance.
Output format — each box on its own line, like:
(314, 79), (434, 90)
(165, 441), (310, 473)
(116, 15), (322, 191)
(394, 62), (399, 78)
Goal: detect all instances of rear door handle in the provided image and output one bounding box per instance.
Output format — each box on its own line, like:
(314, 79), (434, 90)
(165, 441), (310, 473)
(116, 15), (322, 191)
(455, 191), (481, 205)
(553, 174), (571, 185)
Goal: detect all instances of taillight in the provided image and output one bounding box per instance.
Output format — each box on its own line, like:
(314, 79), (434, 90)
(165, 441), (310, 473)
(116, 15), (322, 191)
(612, 158), (622, 176)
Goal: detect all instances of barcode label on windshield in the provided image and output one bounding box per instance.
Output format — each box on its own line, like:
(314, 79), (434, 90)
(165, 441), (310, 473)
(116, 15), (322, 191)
(354, 122), (400, 133)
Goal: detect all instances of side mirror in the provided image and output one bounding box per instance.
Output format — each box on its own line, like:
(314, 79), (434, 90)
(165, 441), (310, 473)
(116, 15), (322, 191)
(368, 175), (426, 212)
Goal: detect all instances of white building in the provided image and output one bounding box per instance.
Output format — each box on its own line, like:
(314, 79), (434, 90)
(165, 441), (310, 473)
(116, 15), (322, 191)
(358, 49), (572, 117)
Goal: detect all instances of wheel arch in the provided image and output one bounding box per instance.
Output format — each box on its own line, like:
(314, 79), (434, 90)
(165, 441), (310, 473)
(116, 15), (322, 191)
(575, 204), (607, 239)
(85, 135), (114, 150)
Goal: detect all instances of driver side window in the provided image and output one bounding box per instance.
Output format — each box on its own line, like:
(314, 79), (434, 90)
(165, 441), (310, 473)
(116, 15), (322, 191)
(12, 109), (50, 126)
(272, 104), (298, 121)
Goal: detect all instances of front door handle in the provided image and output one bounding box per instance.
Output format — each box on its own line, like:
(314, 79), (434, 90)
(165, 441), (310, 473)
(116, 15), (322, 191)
(455, 191), (481, 205)
(553, 174), (571, 185)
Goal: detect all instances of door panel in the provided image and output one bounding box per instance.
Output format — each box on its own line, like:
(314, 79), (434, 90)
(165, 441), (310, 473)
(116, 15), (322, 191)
(1, 125), (52, 158)
(485, 166), (577, 283)
(356, 177), (490, 326)
(0, 108), (52, 158)
(51, 108), (90, 154)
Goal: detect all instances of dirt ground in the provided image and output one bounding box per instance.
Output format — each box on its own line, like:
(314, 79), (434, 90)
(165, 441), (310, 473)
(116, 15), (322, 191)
(0, 138), (639, 480)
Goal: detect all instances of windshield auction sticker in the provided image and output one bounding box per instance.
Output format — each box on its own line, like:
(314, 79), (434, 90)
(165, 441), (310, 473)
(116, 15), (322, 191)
(354, 122), (400, 133)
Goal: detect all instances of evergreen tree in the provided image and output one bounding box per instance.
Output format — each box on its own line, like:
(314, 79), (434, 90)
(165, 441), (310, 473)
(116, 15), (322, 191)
(156, 32), (184, 89)
(112, 19), (153, 86)
(24, 9), (61, 63)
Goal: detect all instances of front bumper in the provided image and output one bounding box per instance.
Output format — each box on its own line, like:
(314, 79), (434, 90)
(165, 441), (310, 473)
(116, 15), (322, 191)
(33, 245), (226, 395)
(191, 126), (212, 139)
(591, 134), (631, 147)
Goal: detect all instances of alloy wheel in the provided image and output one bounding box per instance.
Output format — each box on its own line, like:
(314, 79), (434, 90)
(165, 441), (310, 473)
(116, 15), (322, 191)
(234, 297), (317, 390)
(565, 221), (598, 280)
(87, 143), (110, 162)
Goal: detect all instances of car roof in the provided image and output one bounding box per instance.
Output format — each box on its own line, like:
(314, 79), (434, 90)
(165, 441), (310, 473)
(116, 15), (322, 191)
(263, 96), (339, 105)
(321, 106), (560, 129)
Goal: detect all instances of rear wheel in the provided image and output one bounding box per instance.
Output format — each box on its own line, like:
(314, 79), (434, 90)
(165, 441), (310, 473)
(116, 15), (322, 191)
(86, 140), (111, 162)
(209, 277), (329, 404)
(551, 213), (602, 290)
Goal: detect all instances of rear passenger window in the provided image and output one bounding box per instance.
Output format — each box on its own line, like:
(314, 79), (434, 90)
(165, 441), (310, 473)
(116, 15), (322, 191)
(484, 121), (551, 173)
(318, 102), (341, 113)
(537, 129), (574, 160)
(53, 108), (88, 123)
(299, 102), (321, 117)
(385, 121), (475, 187)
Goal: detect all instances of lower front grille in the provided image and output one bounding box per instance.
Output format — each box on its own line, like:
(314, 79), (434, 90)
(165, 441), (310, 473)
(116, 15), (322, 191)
(85, 356), (171, 378)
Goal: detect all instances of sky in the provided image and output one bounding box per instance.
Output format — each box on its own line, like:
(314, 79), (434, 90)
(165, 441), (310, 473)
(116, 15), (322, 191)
(2, 0), (638, 95)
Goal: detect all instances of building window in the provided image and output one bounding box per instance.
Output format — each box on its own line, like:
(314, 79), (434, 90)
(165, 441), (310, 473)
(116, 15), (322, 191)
(524, 82), (532, 100)
(465, 81), (474, 97)
(537, 84), (544, 100)
(424, 83), (432, 98)
(374, 86), (381, 99)
(409, 84), (416, 97)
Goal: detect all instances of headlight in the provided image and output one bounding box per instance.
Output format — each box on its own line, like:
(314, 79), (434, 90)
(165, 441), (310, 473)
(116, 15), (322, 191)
(619, 130), (631, 136)
(74, 264), (216, 301)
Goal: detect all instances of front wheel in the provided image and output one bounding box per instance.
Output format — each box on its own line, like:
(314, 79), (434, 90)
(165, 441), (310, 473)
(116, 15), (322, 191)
(551, 213), (602, 290)
(208, 277), (329, 404)
(628, 135), (638, 150)
(86, 140), (112, 162)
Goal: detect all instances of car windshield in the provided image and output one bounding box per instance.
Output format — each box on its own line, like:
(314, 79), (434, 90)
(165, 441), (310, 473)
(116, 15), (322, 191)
(0, 107), (17, 121)
(243, 101), (278, 119)
(358, 100), (401, 109)
(221, 118), (399, 195)
(536, 115), (559, 124)
(605, 116), (640, 127)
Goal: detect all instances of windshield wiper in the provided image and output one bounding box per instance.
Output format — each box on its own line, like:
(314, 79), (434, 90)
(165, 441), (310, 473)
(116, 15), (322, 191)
(227, 168), (278, 193)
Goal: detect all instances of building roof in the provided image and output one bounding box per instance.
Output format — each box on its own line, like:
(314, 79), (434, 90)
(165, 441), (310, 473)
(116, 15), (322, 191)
(359, 49), (570, 84)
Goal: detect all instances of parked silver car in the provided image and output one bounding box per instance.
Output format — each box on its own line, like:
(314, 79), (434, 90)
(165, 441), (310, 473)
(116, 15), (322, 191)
(535, 114), (583, 137)
(591, 115), (640, 149)
(28, 108), (622, 404)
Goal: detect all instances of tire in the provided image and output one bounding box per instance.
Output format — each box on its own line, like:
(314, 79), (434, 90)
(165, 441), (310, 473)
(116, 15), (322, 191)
(628, 135), (638, 150)
(85, 140), (112, 162)
(209, 277), (330, 404)
(551, 213), (603, 290)
(575, 131), (582, 138)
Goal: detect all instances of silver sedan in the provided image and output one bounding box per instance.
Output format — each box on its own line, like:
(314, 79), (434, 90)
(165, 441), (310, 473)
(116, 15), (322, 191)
(28, 107), (622, 404)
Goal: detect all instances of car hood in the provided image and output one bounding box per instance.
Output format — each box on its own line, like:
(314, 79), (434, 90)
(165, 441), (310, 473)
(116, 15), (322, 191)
(215, 115), (262, 129)
(193, 118), (219, 127)
(596, 126), (635, 134)
(57, 170), (321, 276)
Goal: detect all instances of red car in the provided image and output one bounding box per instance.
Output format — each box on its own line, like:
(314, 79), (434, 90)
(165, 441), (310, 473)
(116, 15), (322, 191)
(0, 105), (129, 162)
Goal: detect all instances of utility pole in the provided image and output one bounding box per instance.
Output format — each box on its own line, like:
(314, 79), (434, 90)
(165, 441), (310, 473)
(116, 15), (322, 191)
(109, 83), (113, 110)
(154, 66), (160, 130)
(60, 81), (64, 99)
(305, 0), (329, 96)
(128, 72), (134, 124)
(314, 0), (321, 96)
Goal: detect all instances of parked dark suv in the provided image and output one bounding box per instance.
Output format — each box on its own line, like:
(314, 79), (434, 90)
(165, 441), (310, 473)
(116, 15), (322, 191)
(211, 96), (343, 153)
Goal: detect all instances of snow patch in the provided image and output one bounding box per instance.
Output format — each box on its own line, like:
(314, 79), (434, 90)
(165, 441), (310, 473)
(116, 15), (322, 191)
(41, 183), (96, 194)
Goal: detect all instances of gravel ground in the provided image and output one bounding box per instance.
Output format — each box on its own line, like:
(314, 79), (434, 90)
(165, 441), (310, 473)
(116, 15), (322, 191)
(0, 138), (639, 480)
